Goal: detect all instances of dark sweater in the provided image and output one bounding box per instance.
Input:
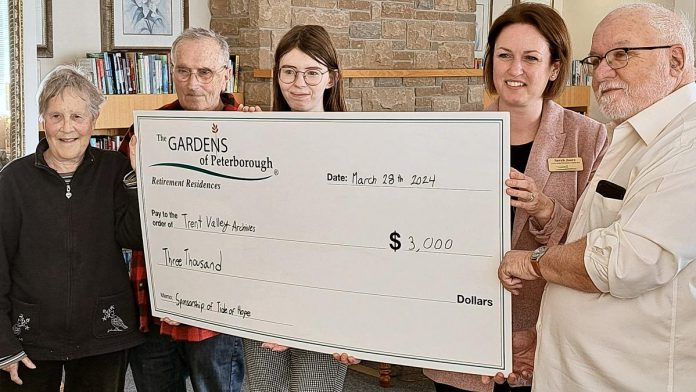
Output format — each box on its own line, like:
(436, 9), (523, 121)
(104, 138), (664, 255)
(0, 139), (144, 364)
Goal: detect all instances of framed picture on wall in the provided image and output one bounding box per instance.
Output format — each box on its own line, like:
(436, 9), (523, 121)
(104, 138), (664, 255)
(475, 0), (491, 58)
(100, 0), (189, 51)
(521, 0), (554, 6)
(36, 0), (53, 57)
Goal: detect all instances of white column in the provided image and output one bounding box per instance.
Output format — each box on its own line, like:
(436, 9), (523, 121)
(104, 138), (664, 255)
(675, 0), (695, 67)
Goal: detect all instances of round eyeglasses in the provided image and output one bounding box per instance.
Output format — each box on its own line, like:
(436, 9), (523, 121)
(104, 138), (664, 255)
(278, 67), (333, 86)
(580, 45), (673, 73)
(172, 65), (227, 84)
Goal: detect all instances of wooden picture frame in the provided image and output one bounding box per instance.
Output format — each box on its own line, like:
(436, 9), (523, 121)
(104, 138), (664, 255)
(100, 0), (189, 51)
(36, 0), (52, 58)
(8, 0), (25, 160)
(475, 0), (491, 58)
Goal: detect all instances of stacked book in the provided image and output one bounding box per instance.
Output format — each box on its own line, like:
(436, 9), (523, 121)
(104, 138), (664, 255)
(75, 52), (172, 95)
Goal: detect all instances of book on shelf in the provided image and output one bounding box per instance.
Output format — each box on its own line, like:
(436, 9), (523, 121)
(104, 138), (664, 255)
(226, 54), (240, 93)
(101, 52), (115, 94)
(75, 57), (97, 87)
(233, 54), (239, 93)
(150, 55), (159, 94)
(112, 52), (124, 94)
(89, 135), (122, 151)
(568, 59), (591, 86)
(126, 52), (137, 94)
(94, 56), (105, 93)
(76, 51), (173, 95)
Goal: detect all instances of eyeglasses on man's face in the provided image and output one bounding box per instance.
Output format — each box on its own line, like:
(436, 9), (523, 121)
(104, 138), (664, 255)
(278, 67), (332, 86)
(580, 45), (674, 73)
(173, 65), (227, 84)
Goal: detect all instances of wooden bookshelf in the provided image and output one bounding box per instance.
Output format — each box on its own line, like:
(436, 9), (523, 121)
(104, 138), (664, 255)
(554, 85), (592, 113)
(94, 94), (177, 134)
(92, 93), (244, 135)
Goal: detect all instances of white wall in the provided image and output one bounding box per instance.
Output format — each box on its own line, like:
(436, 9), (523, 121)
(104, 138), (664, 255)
(676, 0), (696, 15)
(675, 0), (696, 67)
(190, 3), (212, 32)
(38, 1), (211, 78)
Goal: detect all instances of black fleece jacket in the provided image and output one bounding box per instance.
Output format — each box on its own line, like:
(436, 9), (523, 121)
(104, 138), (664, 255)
(0, 139), (144, 364)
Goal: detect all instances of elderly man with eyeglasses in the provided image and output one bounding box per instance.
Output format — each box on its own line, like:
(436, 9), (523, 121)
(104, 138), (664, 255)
(498, 3), (696, 391)
(117, 27), (245, 392)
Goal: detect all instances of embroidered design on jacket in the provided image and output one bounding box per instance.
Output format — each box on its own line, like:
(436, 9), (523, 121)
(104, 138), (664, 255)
(12, 314), (31, 341)
(102, 305), (129, 332)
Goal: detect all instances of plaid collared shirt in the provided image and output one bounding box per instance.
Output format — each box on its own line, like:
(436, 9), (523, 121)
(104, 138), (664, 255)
(120, 94), (239, 342)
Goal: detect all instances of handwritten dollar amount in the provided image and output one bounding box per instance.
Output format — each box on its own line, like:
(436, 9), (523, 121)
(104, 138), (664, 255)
(389, 231), (453, 252)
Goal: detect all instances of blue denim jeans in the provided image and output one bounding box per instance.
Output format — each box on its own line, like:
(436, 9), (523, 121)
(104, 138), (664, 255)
(129, 328), (244, 392)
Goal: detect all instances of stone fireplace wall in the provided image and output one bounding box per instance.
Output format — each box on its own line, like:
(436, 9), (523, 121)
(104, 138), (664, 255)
(210, 0), (483, 111)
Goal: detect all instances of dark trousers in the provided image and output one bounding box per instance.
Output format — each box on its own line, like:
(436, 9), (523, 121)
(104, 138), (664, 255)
(434, 381), (531, 392)
(0, 350), (127, 392)
(128, 327), (244, 392)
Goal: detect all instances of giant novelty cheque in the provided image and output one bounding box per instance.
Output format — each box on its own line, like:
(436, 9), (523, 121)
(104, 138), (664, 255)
(134, 111), (512, 375)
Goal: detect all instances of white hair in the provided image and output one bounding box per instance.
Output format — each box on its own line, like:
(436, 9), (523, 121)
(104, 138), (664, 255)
(609, 3), (695, 70)
(170, 27), (230, 67)
(38, 65), (104, 120)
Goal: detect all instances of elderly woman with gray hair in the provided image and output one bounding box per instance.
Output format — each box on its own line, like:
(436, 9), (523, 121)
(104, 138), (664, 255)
(0, 65), (143, 391)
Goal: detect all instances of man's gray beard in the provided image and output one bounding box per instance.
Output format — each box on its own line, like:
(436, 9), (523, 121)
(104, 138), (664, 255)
(596, 65), (671, 123)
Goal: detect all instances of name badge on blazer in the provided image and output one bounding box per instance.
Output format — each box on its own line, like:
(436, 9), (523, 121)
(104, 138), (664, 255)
(548, 157), (583, 172)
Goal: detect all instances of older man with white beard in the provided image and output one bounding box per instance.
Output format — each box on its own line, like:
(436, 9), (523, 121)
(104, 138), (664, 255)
(497, 3), (696, 391)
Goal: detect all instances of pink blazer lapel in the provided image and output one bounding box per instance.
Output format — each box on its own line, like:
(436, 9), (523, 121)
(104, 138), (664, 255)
(510, 100), (567, 248)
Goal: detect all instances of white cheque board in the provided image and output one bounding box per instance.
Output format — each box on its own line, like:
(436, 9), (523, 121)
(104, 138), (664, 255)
(134, 111), (511, 375)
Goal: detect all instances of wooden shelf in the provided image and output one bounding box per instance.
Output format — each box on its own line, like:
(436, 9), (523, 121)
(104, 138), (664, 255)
(92, 92), (244, 135)
(553, 85), (591, 111)
(95, 94), (178, 131)
(253, 68), (484, 78)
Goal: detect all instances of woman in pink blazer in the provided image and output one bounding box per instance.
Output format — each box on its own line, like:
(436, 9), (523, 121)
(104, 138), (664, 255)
(424, 4), (608, 392)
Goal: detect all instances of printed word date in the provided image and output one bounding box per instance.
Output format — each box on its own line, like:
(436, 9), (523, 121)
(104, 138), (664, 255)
(327, 172), (436, 187)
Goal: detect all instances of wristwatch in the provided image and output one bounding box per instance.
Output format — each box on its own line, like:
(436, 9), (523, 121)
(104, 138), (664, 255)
(530, 246), (548, 278)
